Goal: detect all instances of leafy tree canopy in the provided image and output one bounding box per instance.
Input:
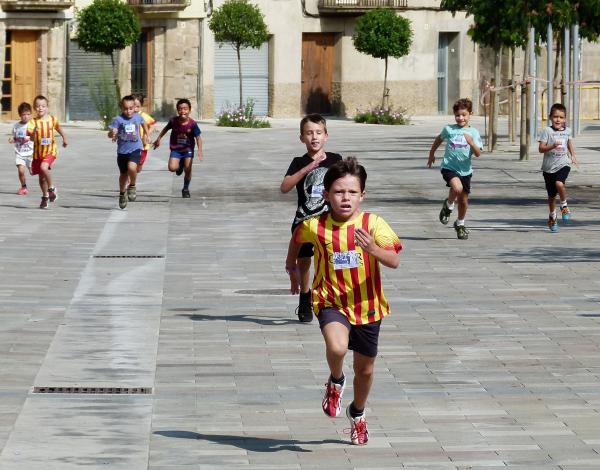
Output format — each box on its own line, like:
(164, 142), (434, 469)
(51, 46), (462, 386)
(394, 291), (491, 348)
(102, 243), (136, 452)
(352, 8), (413, 60)
(209, 0), (269, 50)
(76, 0), (140, 55)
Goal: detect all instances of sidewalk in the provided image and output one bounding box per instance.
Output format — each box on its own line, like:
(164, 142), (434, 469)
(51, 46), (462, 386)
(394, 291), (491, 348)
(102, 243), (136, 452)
(0, 116), (599, 469)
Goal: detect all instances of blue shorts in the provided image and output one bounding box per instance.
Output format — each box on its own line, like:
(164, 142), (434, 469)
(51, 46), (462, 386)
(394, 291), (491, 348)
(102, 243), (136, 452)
(318, 308), (382, 357)
(169, 150), (194, 159)
(117, 150), (142, 174)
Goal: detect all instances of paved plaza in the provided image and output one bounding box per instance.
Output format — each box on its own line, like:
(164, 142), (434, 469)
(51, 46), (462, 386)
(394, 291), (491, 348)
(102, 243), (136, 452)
(0, 115), (599, 469)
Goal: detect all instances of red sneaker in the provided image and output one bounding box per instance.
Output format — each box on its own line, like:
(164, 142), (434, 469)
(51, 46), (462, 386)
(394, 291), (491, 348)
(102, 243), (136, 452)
(322, 378), (345, 417)
(346, 406), (369, 445)
(48, 187), (57, 202)
(17, 187), (28, 195)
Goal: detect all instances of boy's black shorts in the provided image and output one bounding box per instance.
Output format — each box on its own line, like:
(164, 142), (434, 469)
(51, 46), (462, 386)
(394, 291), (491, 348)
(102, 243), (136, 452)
(318, 308), (381, 358)
(117, 150), (142, 175)
(543, 166), (570, 198)
(441, 169), (472, 194)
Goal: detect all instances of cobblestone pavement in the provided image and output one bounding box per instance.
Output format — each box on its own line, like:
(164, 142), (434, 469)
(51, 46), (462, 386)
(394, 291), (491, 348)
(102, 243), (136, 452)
(0, 116), (599, 469)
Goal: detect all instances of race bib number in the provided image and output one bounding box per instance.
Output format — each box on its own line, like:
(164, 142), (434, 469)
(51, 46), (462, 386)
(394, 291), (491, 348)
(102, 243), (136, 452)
(310, 184), (324, 198)
(124, 124), (136, 134)
(176, 133), (188, 145)
(332, 250), (361, 270)
(40, 137), (52, 146)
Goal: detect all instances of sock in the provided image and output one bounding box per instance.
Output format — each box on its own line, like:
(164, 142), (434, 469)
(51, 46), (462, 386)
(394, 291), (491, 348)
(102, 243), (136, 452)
(550, 210), (556, 220)
(41, 196), (48, 200)
(183, 178), (191, 190)
(49, 187), (55, 192)
(129, 184), (135, 189)
(349, 402), (364, 418)
(22, 184), (27, 188)
(560, 200), (567, 208)
(447, 201), (455, 211)
(457, 219), (465, 226)
(330, 374), (345, 386)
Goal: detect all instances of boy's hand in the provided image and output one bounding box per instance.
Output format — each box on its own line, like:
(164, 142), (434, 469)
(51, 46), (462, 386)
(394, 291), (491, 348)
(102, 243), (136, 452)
(8, 136), (14, 144)
(196, 152), (203, 161)
(427, 154), (435, 168)
(306, 154), (326, 172)
(464, 133), (474, 146)
(286, 264), (300, 294)
(355, 227), (376, 253)
(152, 139), (160, 150)
(62, 137), (68, 148)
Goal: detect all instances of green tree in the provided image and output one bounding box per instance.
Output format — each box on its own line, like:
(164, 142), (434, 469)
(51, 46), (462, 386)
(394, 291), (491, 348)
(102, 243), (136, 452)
(209, 0), (269, 107)
(75, 0), (140, 98)
(352, 9), (413, 109)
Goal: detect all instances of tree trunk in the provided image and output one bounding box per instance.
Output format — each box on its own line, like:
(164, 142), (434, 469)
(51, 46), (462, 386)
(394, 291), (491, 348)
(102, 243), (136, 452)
(382, 56), (388, 109)
(508, 47), (516, 143)
(110, 52), (120, 101)
(520, 43), (530, 160)
(554, 34), (561, 105)
(237, 46), (243, 108)
(490, 46), (502, 152)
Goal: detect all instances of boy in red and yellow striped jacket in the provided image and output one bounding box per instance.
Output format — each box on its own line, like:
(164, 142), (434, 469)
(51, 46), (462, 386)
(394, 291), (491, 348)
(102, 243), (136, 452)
(286, 157), (401, 446)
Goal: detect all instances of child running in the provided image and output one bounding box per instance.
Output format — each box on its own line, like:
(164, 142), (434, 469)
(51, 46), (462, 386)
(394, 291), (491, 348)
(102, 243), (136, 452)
(133, 94), (156, 173)
(152, 98), (202, 198)
(108, 95), (149, 209)
(427, 98), (482, 240)
(280, 114), (342, 322)
(27, 95), (68, 209)
(10, 102), (34, 195)
(286, 157), (401, 445)
(538, 102), (579, 232)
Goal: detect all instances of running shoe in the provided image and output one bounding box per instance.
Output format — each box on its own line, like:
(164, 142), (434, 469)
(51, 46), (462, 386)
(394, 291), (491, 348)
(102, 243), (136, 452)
(182, 188), (191, 198)
(561, 206), (571, 221)
(48, 188), (57, 202)
(439, 199), (452, 225)
(39, 197), (49, 209)
(17, 187), (28, 195)
(127, 185), (137, 202)
(322, 378), (345, 417)
(296, 293), (313, 323)
(346, 405), (369, 445)
(119, 193), (128, 209)
(548, 216), (558, 232)
(453, 220), (469, 240)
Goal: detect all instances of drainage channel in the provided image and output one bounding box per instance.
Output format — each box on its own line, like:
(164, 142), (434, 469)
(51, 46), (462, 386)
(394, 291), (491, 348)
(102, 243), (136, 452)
(32, 386), (153, 395)
(92, 255), (165, 259)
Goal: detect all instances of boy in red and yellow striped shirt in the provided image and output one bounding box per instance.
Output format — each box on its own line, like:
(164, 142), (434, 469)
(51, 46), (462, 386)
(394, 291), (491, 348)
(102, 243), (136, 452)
(27, 95), (68, 209)
(286, 157), (401, 445)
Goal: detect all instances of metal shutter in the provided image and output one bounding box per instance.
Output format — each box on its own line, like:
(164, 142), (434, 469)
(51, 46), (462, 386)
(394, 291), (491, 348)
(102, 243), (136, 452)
(67, 40), (114, 121)
(214, 41), (269, 116)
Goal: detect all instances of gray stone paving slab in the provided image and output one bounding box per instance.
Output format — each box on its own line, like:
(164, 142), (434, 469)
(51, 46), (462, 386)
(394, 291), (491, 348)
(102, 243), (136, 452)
(0, 116), (600, 469)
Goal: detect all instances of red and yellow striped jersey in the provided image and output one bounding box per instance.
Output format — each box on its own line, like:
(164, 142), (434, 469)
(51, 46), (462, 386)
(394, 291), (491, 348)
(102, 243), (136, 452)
(139, 111), (156, 151)
(27, 115), (59, 159)
(294, 212), (402, 325)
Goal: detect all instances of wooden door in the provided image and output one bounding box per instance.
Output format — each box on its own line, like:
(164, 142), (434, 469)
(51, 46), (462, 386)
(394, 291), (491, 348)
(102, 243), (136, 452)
(11, 31), (39, 119)
(301, 33), (334, 114)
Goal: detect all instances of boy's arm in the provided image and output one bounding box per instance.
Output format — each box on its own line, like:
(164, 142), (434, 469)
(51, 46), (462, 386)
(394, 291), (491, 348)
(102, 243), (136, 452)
(141, 122), (150, 145)
(195, 135), (203, 160)
(567, 139), (578, 165)
(355, 228), (400, 269)
(463, 133), (481, 158)
(152, 125), (169, 149)
(427, 135), (443, 168)
(280, 156), (326, 193)
(539, 140), (558, 153)
(55, 122), (68, 147)
(285, 234), (303, 294)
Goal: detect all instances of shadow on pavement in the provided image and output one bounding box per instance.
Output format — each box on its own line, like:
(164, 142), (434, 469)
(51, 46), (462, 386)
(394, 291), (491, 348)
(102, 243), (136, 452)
(178, 313), (302, 326)
(154, 430), (343, 452)
(496, 246), (600, 263)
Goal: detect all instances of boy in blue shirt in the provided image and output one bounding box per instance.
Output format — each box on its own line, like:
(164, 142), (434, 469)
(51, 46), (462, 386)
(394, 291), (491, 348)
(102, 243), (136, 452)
(108, 95), (150, 209)
(427, 98), (483, 240)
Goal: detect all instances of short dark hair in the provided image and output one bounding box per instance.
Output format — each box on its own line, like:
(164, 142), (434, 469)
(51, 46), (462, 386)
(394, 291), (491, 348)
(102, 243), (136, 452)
(33, 95), (48, 106)
(133, 93), (145, 105)
(300, 113), (327, 134)
(324, 156), (367, 192)
(453, 98), (473, 114)
(120, 95), (136, 106)
(17, 102), (32, 114)
(550, 102), (567, 116)
(176, 98), (192, 109)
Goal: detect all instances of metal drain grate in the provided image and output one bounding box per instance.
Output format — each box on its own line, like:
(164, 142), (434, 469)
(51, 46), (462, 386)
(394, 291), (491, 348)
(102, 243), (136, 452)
(93, 255), (164, 259)
(33, 386), (153, 395)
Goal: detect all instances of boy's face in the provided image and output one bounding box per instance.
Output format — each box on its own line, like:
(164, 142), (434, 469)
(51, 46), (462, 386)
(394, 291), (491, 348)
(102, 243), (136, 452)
(19, 110), (32, 123)
(34, 99), (48, 118)
(300, 121), (328, 155)
(122, 100), (136, 118)
(550, 109), (566, 129)
(133, 99), (142, 113)
(454, 108), (471, 128)
(177, 103), (190, 119)
(324, 174), (364, 222)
